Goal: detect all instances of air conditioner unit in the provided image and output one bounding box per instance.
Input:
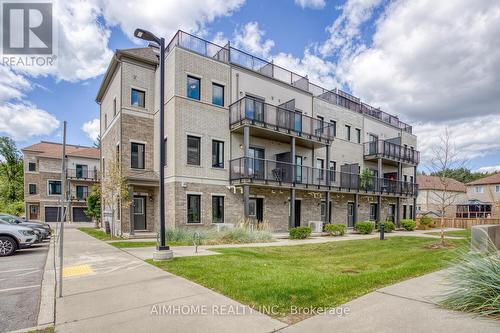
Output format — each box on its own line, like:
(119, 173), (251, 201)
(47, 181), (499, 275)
(308, 221), (323, 233)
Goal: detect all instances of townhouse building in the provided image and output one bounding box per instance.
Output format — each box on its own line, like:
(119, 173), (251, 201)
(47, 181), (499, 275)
(459, 173), (500, 218)
(96, 31), (419, 237)
(22, 141), (100, 222)
(416, 175), (467, 217)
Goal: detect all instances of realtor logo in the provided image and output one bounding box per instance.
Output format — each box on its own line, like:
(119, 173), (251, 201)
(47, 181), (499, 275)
(2, 1), (53, 54)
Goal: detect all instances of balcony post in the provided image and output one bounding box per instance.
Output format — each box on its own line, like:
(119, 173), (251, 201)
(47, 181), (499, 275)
(354, 194), (359, 226)
(325, 144), (331, 224)
(377, 195), (381, 223)
(377, 158), (382, 192)
(129, 185), (135, 236)
(412, 166), (417, 220)
(243, 126), (250, 219)
(290, 137), (296, 228)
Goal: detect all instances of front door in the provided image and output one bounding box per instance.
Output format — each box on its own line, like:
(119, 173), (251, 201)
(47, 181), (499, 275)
(388, 204), (396, 222)
(29, 205), (39, 220)
(249, 147), (265, 179)
(133, 196), (146, 230)
(294, 200), (301, 227)
(347, 202), (355, 228)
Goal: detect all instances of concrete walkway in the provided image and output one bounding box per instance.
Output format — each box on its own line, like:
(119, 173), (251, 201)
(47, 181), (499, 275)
(280, 271), (499, 333)
(54, 228), (285, 333)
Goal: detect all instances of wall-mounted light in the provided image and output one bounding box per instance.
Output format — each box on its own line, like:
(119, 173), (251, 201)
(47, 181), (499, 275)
(239, 144), (243, 150)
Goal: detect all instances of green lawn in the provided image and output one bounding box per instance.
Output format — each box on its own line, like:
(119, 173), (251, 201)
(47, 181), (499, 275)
(148, 237), (466, 323)
(78, 227), (122, 241)
(425, 229), (471, 238)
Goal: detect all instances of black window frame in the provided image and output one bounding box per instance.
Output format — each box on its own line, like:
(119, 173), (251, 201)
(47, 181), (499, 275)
(212, 140), (224, 168)
(28, 162), (36, 172)
(212, 195), (224, 223)
(76, 185), (88, 199)
(356, 128), (361, 143)
(330, 120), (337, 137)
(345, 125), (351, 141)
(48, 180), (62, 195)
(212, 83), (224, 106)
(29, 183), (37, 195)
(187, 194), (201, 223)
(131, 88), (146, 108)
(187, 76), (201, 101)
(131, 142), (145, 169)
(187, 135), (201, 166)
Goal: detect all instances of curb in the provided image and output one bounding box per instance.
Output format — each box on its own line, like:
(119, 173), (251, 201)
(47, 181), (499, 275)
(37, 236), (56, 328)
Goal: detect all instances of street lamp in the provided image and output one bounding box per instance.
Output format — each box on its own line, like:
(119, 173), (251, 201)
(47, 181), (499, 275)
(134, 28), (172, 260)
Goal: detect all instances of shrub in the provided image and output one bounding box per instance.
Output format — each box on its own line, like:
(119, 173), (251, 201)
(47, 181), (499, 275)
(289, 226), (312, 239)
(401, 219), (417, 231)
(379, 221), (395, 233)
(438, 243), (500, 319)
(355, 221), (375, 234)
(419, 215), (434, 230)
(325, 224), (346, 236)
(165, 226), (274, 245)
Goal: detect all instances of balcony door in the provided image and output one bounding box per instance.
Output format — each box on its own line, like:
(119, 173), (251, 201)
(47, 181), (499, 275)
(76, 164), (88, 178)
(245, 96), (265, 122)
(347, 202), (355, 228)
(295, 156), (303, 183)
(368, 134), (378, 155)
(248, 147), (265, 179)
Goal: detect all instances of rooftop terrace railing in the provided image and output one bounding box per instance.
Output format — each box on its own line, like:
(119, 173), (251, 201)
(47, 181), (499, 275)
(166, 30), (413, 134)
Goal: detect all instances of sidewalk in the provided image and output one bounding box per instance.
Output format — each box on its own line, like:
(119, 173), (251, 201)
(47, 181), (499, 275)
(54, 228), (285, 333)
(280, 271), (499, 333)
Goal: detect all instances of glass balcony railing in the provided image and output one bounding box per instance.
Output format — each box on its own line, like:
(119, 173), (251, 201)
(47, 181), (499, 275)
(364, 140), (420, 165)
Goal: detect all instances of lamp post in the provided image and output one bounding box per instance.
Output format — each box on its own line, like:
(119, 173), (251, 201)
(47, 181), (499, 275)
(134, 28), (172, 260)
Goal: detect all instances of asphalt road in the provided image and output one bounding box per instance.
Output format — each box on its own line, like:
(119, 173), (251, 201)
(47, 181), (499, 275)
(0, 240), (49, 332)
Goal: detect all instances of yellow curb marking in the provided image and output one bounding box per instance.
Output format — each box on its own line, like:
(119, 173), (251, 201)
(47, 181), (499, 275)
(63, 264), (93, 278)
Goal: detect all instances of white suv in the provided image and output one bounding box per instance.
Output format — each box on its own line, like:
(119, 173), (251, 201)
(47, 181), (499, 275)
(0, 223), (37, 256)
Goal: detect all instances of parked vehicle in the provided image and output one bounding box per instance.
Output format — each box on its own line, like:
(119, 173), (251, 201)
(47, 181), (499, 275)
(0, 214), (51, 238)
(0, 223), (36, 256)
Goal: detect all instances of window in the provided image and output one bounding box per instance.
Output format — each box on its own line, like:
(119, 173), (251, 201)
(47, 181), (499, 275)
(163, 138), (167, 166)
(187, 194), (201, 223)
(317, 115), (324, 133)
(29, 184), (36, 195)
(104, 114), (107, 129)
(113, 97), (117, 116)
(329, 161), (336, 182)
(48, 180), (61, 195)
(370, 203), (378, 221)
(212, 83), (224, 106)
(76, 186), (88, 199)
(248, 199), (257, 217)
(131, 88), (145, 107)
(330, 120), (337, 137)
(212, 140), (224, 168)
(355, 128), (361, 143)
(317, 158), (324, 180)
(474, 186), (484, 193)
(345, 125), (351, 141)
(76, 164), (88, 178)
(131, 143), (145, 169)
(187, 76), (201, 100)
(187, 136), (201, 165)
(28, 162), (36, 172)
(212, 196), (224, 223)
(496, 185), (500, 193)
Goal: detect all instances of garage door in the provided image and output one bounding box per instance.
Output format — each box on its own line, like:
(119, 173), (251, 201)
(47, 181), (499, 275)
(73, 207), (91, 222)
(45, 207), (66, 222)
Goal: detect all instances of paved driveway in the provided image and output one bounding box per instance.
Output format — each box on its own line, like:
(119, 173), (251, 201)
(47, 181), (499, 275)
(0, 240), (49, 332)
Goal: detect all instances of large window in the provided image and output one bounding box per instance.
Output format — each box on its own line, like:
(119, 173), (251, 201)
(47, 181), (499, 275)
(187, 76), (201, 100)
(131, 143), (145, 169)
(474, 186), (484, 193)
(29, 184), (37, 195)
(212, 83), (224, 106)
(330, 120), (337, 137)
(48, 180), (61, 195)
(187, 194), (201, 223)
(187, 136), (201, 165)
(131, 88), (145, 107)
(329, 161), (336, 182)
(212, 140), (224, 168)
(345, 125), (351, 141)
(76, 186), (88, 199)
(212, 196), (224, 223)
(28, 162), (36, 172)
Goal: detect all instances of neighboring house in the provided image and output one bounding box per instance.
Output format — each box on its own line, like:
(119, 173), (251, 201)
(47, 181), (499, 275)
(416, 175), (467, 217)
(462, 173), (500, 218)
(96, 30), (419, 237)
(22, 142), (100, 222)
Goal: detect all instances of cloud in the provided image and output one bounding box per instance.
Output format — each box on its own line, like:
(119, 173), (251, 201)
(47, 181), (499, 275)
(82, 118), (100, 141)
(212, 31), (229, 46)
(295, 0), (326, 10)
(475, 165), (500, 173)
(0, 103), (60, 141)
(0, 66), (32, 101)
(233, 22), (275, 58)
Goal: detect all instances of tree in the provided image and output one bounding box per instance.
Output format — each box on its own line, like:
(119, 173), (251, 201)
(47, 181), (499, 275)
(431, 167), (489, 184)
(360, 168), (374, 191)
(101, 157), (131, 236)
(427, 129), (466, 246)
(93, 135), (101, 149)
(0, 137), (24, 215)
(85, 184), (102, 228)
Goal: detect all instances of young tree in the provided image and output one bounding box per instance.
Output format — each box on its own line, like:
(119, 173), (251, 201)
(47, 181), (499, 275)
(93, 135), (101, 149)
(101, 157), (131, 236)
(85, 184), (102, 228)
(427, 129), (466, 246)
(0, 137), (24, 215)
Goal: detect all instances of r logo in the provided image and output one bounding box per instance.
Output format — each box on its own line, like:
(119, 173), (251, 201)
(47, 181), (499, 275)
(2, 2), (52, 54)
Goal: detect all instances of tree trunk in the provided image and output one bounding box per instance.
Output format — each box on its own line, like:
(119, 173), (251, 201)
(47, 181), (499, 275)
(440, 215), (445, 246)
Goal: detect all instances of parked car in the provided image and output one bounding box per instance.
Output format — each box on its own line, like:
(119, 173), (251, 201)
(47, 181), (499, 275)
(0, 214), (51, 238)
(0, 219), (45, 242)
(0, 223), (37, 256)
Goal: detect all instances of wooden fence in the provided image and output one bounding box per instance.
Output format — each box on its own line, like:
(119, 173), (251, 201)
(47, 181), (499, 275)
(417, 217), (500, 229)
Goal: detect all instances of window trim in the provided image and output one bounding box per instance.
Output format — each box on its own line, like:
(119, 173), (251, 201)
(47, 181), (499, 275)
(187, 135), (201, 166)
(355, 128), (361, 144)
(47, 179), (62, 196)
(212, 82), (224, 106)
(187, 194), (202, 224)
(211, 195), (225, 223)
(130, 142), (145, 169)
(345, 125), (351, 141)
(187, 75), (201, 101)
(131, 88), (146, 108)
(211, 139), (224, 168)
(28, 183), (37, 195)
(28, 162), (36, 172)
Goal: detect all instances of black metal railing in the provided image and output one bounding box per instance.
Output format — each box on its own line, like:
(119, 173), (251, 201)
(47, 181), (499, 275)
(66, 168), (98, 180)
(166, 30), (413, 133)
(230, 157), (418, 196)
(364, 140), (420, 165)
(229, 96), (335, 141)
(68, 189), (89, 201)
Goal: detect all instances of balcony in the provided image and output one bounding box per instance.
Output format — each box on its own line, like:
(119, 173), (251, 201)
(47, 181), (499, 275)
(68, 189), (89, 201)
(364, 140), (420, 166)
(230, 157), (418, 196)
(66, 168), (98, 181)
(229, 96), (334, 146)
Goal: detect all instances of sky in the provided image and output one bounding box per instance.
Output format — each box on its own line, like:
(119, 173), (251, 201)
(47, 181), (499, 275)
(1, 0), (500, 172)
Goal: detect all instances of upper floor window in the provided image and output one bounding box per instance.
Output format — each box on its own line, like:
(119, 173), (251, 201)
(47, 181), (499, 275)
(330, 120), (337, 137)
(212, 83), (224, 106)
(317, 115), (324, 133)
(474, 186), (484, 193)
(187, 76), (201, 100)
(29, 184), (37, 195)
(76, 185), (88, 199)
(113, 97), (117, 116)
(355, 128), (361, 143)
(187, 136), (201, 165)
(496, 185), (500, 193)
(131, 142), (145, 169)
(28, 162), (36, 172)
(212, 140), (224, 168)
(131, 88), (145, 107)
(345, 125), (351, 141)
(48, 180), (61, 195)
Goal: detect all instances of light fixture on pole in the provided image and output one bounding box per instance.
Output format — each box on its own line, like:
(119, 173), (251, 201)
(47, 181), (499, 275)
(134, 28), (172, 260)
